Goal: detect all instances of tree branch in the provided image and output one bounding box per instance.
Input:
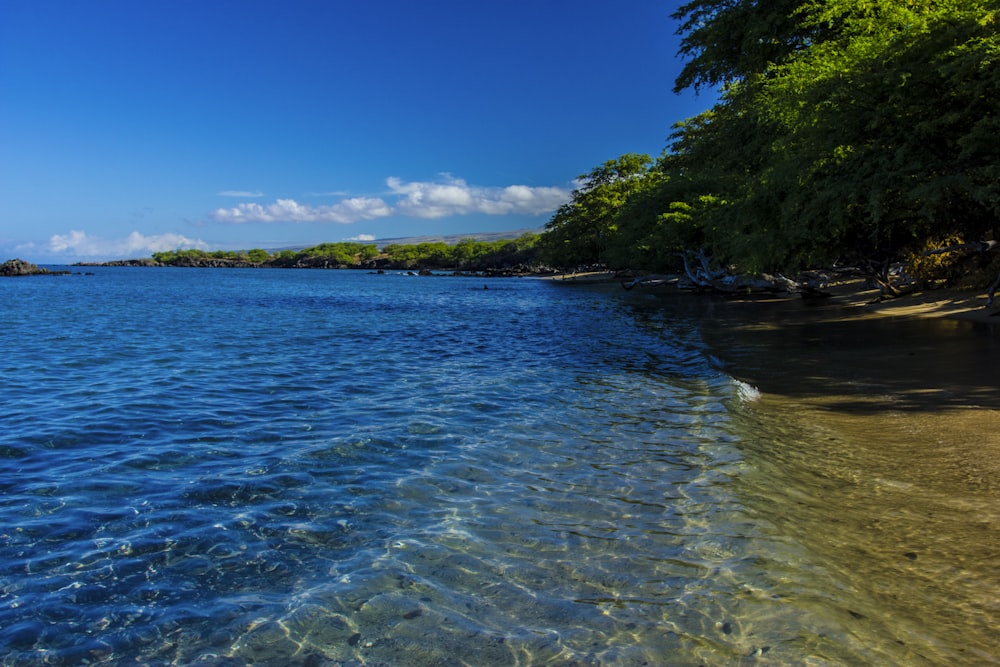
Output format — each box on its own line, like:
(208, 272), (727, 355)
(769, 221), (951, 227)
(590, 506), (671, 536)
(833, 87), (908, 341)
(922, 240), (999, 257)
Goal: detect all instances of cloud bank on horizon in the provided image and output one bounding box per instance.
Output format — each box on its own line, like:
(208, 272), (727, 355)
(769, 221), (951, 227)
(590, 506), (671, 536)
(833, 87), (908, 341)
(36, 230), (209, 259)
(210, 176), (571, 225)
(28, 174), (573, 260)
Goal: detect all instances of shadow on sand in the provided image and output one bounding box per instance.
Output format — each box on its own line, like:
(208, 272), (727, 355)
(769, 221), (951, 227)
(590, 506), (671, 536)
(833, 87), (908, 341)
(641, 291), (999, 414)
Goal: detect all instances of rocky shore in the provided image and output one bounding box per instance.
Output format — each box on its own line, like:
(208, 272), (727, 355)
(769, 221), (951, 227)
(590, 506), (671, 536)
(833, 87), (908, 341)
(0, 258), (71, 277)
(78, 256), (556, 276)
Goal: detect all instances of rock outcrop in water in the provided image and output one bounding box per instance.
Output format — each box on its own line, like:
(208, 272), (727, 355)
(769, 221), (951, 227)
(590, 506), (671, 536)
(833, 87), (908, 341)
(91, 258), (162, 267)
(0, 258), (69, 276)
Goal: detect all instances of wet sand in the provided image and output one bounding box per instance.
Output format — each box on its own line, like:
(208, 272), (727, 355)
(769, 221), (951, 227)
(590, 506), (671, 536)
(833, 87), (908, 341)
(550, 270), (996, 315)
(551, 273), (1000, 663)
(550, 272), (999, 410)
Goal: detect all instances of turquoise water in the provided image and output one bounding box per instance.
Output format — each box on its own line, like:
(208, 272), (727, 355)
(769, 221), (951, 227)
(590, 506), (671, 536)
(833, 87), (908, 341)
(1, 268), (997, 665)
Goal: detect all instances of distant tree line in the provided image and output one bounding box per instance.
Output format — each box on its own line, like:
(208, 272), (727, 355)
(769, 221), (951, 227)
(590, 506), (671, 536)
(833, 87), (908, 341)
(151, 236), (544, 272)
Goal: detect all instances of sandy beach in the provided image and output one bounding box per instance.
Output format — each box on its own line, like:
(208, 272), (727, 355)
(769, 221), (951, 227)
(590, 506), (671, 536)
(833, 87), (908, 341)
(548, 271), (1000, 664)
(548, 270), (999, 322)
(549, 268), (1000, 430)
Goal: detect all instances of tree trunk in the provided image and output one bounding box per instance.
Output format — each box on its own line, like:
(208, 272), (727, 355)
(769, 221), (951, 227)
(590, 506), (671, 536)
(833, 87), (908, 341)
(987, 270), (1000, 308)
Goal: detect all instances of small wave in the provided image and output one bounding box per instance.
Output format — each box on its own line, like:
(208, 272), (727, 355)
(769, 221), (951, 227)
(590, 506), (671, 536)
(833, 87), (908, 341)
(731, 378), (761, 402)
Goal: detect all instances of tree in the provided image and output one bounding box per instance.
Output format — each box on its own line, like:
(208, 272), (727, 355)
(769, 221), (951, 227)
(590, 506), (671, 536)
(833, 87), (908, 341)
(662, 0), (1000, 275)
(540, 154), (658, 268)
(672, 0), (819, 92)
(451, 238), (482, 269)
(247, 248), (270, 263)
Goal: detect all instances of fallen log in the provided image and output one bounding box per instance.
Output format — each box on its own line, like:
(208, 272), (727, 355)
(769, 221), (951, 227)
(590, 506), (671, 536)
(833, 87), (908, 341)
(922, 240), (998, 256)
(621, 274), (679, 290)
(987, 271), (1000, 308)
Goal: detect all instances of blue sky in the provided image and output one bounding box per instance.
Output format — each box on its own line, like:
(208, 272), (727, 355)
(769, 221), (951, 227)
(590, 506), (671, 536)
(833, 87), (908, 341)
(0, 1), (711, 263)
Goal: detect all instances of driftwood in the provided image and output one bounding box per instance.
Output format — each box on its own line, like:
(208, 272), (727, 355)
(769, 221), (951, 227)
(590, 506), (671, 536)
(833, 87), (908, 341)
(622, 250), (834, 298)
(620, 274), (678, 290)
(923, 240), (998, 256)
(676, 249), (841, 297)
(862, 258), (919, 303)
(624, 240), (1000, 308)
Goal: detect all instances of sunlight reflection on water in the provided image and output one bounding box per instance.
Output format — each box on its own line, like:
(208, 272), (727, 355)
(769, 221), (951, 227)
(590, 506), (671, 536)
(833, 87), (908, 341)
(0, 270), (997, 665)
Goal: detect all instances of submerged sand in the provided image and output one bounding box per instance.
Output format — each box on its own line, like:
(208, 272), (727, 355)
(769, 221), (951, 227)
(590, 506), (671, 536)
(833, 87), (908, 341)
(549, 268), (1000, 510)
(550, 273), (1000, 662)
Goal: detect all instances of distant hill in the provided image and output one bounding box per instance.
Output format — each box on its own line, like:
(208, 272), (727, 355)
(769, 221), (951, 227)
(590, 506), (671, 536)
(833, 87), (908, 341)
(376, 228), (541, 247)
(270, 228), (541, 253)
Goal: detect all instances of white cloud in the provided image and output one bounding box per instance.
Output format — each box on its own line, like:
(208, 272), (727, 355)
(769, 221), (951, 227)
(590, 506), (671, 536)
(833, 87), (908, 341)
(306, 190), (352, 197)
(208, 175), (572, 224)
(387, 176), (475, 218)
(212, 197), (392, 224)
(345, 234), (377, 242)
(483, 184), (575, 216)
(48, 230), (208, 258)
(218, 190), (264, 197)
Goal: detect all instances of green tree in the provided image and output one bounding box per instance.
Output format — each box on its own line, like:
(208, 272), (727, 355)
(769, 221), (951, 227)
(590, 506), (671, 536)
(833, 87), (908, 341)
(540, 154), (658, 268)
(247, 248), (270, 263)
(662, 0), (1000, 273)
(450, 238), (481, 269)
(672, 0), (819, 92)
(607, 152), (727, 272)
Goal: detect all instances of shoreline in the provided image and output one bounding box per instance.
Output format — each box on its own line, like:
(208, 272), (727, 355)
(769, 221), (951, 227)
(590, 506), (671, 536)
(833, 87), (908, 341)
(545, 270), (999, 325)
(549, 270), (1000, 413)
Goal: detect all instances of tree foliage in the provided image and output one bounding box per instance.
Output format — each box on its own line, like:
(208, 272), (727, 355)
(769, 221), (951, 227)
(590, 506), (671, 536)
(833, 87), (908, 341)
(539, 0), (1000, 277)
(671, 0), (819, 92)
(539, 154), (660, 268)
(151, 236), (543, 271)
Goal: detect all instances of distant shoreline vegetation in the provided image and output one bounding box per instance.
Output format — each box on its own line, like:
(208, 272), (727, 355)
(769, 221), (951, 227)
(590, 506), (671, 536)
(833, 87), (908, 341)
(79, 235), (557, 275)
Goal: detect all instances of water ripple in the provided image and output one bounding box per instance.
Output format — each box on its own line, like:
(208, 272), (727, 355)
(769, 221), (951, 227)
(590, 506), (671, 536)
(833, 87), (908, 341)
(1, 269), (995, 665)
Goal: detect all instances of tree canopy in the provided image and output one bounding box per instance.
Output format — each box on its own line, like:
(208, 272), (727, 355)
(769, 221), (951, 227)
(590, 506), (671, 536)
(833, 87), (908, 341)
(539, 154), (660, 268)
(539, 0), (1000, 279)
(151, 236), (542, 272)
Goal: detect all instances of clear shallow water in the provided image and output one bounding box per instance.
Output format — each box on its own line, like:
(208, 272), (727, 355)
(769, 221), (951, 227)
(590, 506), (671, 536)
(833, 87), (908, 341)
(0, 268), (997, 666)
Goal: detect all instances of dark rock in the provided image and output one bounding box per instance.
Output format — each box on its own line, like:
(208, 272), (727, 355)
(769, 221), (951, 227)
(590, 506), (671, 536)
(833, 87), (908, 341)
(98, 258), (161, 267)
(0, 258), (69, 276)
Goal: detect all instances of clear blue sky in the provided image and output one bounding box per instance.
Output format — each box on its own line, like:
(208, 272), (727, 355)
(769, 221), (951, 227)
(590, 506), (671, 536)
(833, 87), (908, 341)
(0, 0), (711, 263)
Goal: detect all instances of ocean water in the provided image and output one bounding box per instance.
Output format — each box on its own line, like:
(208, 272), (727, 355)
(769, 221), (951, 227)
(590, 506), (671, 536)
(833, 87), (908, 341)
(1, 268), (997, 666)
